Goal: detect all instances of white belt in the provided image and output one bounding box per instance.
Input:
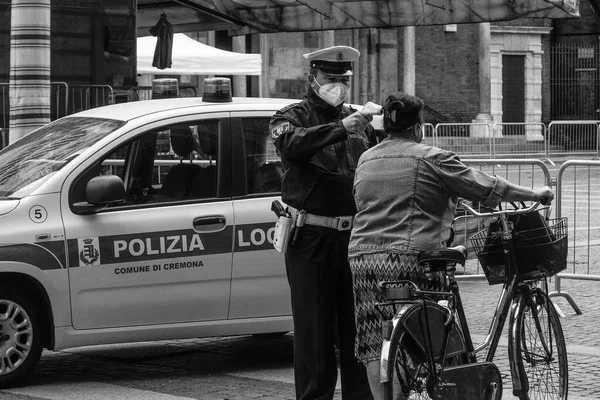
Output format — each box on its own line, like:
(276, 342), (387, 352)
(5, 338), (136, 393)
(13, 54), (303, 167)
(288, 206), (354, 231)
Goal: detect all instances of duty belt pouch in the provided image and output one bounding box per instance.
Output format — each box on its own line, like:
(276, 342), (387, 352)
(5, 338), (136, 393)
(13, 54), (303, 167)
(274, 214), (294, 253)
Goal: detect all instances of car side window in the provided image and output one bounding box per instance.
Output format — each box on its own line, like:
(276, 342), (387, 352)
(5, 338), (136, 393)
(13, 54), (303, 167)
(242, 117), (282, 194)
(70, 143), (132, 206)
(156, 121), (219, 201)
(71, 120), (220, 208)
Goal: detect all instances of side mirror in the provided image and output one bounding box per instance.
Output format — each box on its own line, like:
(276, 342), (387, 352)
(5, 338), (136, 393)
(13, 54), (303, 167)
(72, 175), (125, 214)
(86, 175), (125, 205)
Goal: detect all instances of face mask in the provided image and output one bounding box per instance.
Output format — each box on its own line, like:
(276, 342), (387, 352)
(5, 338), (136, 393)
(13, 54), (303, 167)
(313, 78), (350, 107)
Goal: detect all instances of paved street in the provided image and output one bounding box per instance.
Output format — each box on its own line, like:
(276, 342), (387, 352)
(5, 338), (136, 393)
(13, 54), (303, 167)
(1, 157), (597, 400)
(0, 276), (597, 400)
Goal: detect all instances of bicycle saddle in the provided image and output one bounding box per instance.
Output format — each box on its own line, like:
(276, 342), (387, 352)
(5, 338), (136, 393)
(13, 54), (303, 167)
(418, 245), (467, 269)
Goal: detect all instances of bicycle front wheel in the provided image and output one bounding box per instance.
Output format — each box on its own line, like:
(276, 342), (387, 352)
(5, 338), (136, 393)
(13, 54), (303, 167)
(383, 301), (467, 400)
(509, 287), (568, 400)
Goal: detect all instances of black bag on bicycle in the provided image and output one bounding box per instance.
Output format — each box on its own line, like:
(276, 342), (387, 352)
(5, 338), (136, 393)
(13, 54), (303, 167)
(470, 208), (568, 285)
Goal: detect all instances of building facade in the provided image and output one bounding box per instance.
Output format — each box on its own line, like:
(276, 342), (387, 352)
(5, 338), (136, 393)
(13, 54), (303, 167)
(0, 0), (599, 138)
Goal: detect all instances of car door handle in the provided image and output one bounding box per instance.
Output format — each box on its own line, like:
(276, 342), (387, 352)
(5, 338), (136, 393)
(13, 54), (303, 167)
(193, 216), (227, 233)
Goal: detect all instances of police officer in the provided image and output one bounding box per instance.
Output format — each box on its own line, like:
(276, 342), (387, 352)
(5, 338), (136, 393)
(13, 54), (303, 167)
(270, 46), (376, 400)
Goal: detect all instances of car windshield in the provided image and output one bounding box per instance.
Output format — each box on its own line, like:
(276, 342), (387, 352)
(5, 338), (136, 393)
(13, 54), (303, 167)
(0, 117), (126, 198)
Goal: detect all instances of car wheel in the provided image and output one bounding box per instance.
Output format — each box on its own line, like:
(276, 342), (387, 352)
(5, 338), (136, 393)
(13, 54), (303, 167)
(0, 284), (44, 388)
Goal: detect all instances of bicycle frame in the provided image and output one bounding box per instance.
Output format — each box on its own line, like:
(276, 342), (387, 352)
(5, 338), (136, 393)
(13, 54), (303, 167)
(378, 278), (505, 399)
(464, 263), (520, 362)
(379, 200), (566, 400)
(380, 203), (547, 393)
(454, 201), (559, 395)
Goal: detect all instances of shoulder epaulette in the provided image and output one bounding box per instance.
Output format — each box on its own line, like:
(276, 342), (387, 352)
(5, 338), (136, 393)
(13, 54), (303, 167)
(278, 102), (302, 114)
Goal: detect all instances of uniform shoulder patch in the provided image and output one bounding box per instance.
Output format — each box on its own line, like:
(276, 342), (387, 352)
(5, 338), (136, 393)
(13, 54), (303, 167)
(271, 121), (292, 139)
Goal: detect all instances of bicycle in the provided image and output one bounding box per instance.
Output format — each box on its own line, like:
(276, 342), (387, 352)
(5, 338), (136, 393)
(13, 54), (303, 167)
(376, 200), (569, 400)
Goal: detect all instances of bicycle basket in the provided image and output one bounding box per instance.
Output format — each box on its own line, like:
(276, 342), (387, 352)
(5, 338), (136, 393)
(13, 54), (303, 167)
(469, 217), (568, 285)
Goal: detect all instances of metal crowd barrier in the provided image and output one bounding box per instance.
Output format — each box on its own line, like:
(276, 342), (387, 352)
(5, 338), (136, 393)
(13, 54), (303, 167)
(547, 120), (600, 158)
(422, 122), (435, 139)
(66, 85), (114, 115)
(51, 82), (69, 119)
(552, 159), (600, 314)
(102, 158), (213, 185)
(425, 120), (600, 160)
(126, 86), (198, 102)
(2, 80), (600, 161)
(431, 123), (493, 157)
(492, 122), (548, 159)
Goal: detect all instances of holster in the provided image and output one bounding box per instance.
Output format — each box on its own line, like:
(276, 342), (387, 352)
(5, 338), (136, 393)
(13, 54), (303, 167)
(273, 214), (294, 253)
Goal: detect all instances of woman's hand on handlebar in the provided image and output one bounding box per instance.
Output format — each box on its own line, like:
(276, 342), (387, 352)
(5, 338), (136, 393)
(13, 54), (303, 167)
(533, 186), (554, 205)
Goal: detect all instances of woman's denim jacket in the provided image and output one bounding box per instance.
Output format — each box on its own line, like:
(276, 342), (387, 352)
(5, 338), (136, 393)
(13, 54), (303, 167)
(348, 137), (509, 258)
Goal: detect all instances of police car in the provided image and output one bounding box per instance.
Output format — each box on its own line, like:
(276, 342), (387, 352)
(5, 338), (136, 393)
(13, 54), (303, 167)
(0, 79), (302, 387)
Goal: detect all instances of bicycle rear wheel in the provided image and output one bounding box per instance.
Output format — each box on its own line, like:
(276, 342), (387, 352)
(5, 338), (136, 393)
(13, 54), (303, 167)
(509, 287), (568, 400)
(383, 301), (467, 400)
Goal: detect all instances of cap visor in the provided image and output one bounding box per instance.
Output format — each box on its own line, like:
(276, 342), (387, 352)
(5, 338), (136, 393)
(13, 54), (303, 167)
(323, 70), (353, 77)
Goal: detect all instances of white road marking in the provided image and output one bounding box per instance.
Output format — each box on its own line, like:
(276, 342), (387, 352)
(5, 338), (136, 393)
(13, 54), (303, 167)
(3, 381), (197, 400)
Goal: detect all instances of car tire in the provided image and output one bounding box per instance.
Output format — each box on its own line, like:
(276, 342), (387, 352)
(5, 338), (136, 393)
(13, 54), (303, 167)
(0, 284), (44, 388)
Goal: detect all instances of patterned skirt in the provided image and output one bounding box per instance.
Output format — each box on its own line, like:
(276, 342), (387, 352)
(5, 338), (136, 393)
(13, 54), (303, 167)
(349, 252), (447, 364)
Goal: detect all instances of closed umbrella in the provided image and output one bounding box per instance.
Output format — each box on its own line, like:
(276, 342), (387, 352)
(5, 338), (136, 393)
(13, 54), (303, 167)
(148, 13), (173, 70)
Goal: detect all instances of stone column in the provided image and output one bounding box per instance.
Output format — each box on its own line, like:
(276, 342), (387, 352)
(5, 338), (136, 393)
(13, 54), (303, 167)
(357, 28), (370, 105)
(320, 30), (335, 48)
(232, 35), (247, 97)
(9, 0), (51, 143)
(367, 28), (379, 103)
(260, 34), (269, 98)
(403, 26), (416, 96)
(471, 23), (494, 138)
(378, 29), (399, 102)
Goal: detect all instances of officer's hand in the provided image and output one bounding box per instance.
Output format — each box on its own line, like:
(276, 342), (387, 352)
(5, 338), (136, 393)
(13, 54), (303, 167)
(533, 186), (554, 204)
(342, 111), (371, 135)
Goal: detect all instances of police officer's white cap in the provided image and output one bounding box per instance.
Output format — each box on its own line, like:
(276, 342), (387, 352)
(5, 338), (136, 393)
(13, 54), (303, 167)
(303, 45), (360, 76)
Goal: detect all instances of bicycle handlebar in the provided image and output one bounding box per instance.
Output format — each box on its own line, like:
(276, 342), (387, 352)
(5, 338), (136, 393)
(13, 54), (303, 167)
(456, 199), (549, 220)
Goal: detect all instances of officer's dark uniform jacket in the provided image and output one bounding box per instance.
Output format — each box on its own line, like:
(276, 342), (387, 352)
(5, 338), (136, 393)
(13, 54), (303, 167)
(270, 89), (377, 217)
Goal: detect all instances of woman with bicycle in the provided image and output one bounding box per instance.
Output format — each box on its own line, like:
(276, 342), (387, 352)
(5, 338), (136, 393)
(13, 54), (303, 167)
(348, 92), (554, 399)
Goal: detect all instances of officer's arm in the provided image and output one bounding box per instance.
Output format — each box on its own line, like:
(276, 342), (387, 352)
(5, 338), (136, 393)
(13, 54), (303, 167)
(270, 113), (347, 161)
(366, 124), (377, 147)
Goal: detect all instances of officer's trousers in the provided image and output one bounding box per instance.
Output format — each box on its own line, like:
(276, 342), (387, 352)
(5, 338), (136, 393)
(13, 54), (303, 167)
(285, 225), (373, 400)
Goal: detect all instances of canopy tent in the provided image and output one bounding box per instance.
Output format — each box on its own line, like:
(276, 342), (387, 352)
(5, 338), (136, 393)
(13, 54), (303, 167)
(137, 33), (262, 76)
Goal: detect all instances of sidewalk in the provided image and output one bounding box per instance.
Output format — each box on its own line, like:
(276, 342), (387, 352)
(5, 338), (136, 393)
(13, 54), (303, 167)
(6, 276), (597, 400)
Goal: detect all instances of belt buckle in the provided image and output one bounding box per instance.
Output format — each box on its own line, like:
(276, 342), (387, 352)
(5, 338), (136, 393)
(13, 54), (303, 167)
(337, 216), (353, 231)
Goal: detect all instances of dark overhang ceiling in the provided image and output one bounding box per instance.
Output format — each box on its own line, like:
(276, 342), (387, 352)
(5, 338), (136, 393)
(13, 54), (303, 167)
(137, 0), (245, 36)
(137, 0), (581, 36)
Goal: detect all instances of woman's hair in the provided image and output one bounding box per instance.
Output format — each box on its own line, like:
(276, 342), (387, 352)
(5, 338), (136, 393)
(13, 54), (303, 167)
(383, 92), (424, 134)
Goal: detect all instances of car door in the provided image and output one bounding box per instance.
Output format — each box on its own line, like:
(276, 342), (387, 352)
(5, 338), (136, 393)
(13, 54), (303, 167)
(62, 115), (235, 329)
(227, 113), (292, 319)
